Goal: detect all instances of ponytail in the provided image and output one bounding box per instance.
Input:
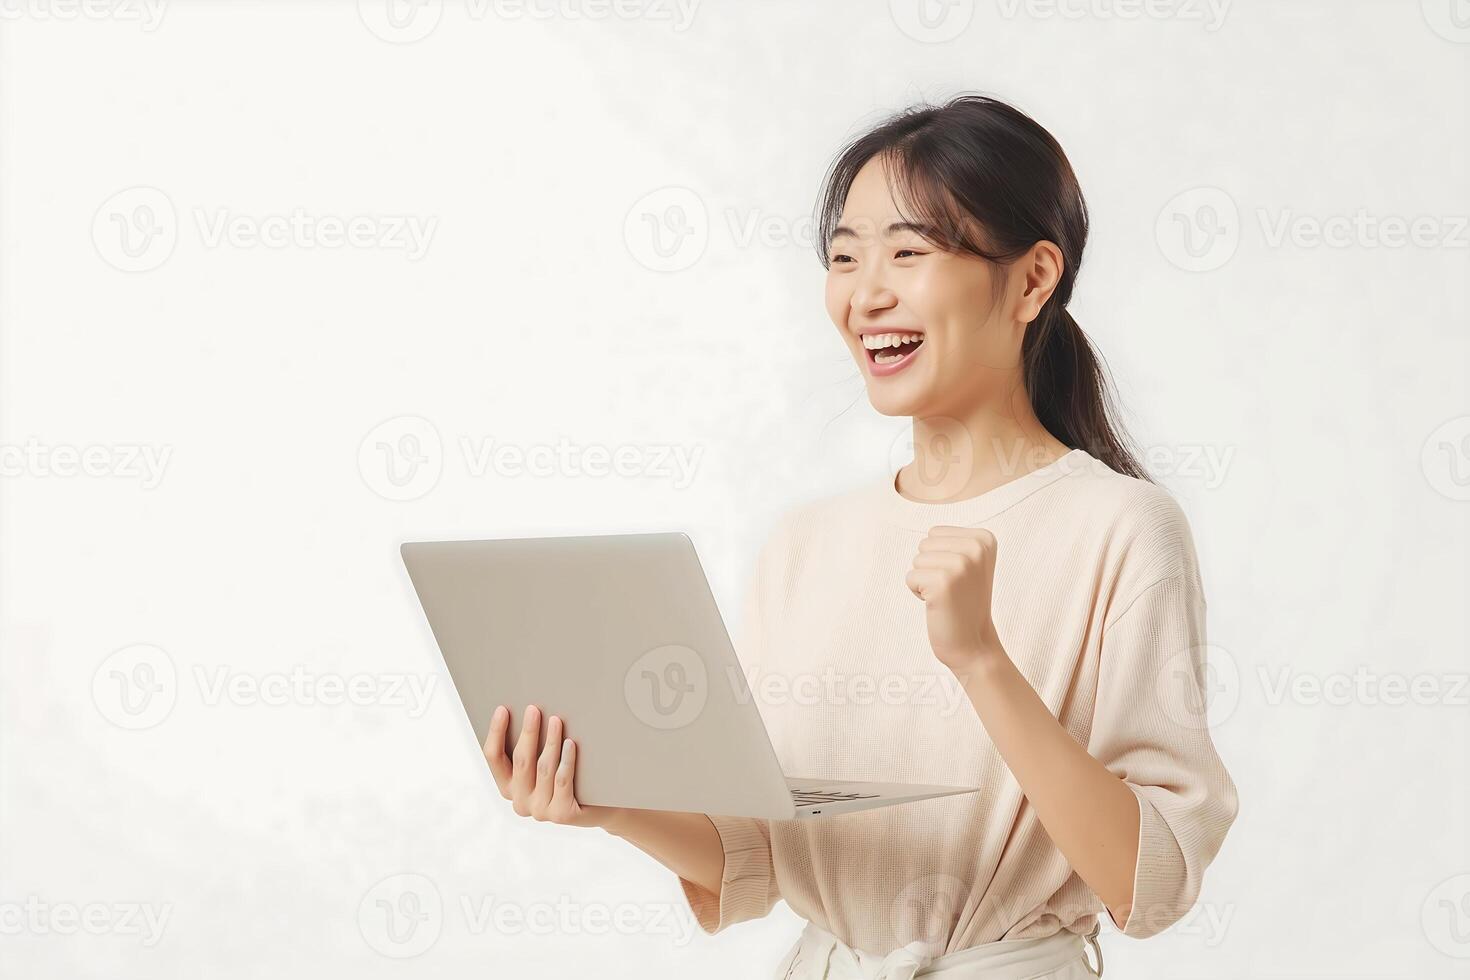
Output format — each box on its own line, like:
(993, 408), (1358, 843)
(815, 94), (1150, 481)
(1023, 306), (1148, 481)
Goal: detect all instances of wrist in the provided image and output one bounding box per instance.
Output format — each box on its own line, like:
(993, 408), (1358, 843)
(599, 807), (633, 837)
(952, 637), (1010, 684)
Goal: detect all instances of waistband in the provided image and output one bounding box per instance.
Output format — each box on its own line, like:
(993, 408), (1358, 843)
(775, 919), (1103, 980)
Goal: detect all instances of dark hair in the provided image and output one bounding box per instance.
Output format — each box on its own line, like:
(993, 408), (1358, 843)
(814, 94), (1149, 481)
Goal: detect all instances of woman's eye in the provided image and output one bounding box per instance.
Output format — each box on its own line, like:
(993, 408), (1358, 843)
(895, 249), (923, 259)
(830, 253), (854, 264)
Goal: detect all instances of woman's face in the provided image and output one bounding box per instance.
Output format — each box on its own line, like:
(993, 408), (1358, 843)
(824, 156), (1034, 419)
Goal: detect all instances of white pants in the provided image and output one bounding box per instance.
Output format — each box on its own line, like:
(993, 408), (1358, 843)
(773, 920), (1104, 980)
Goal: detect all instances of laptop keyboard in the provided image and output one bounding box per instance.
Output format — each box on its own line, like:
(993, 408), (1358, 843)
(791, 788), (881, 806)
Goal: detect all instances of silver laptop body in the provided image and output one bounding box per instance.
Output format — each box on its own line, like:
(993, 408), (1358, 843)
(401, 532), (979, 820)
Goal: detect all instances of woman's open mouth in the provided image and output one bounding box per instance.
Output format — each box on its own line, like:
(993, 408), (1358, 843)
(861, 331), (925, 377)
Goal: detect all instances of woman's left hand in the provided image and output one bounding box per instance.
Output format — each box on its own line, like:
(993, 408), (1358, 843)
(905, 525), (1005, 673)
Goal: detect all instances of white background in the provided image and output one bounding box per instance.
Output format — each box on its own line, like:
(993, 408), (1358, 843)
(1, 1), (1467, 977)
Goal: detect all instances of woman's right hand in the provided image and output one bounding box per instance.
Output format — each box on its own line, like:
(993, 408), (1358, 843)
(483, 703), (625, 831)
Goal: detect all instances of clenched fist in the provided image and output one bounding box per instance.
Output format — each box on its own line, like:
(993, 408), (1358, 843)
(905, 525), (1005, 672)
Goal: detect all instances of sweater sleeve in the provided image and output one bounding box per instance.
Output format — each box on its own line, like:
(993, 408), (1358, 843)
(1087, 572), (1240, 939)
(674, 520), (786, 934)
(677, 813), (780, 933)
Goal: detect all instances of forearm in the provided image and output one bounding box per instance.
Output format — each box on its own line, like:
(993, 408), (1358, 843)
(601, 808), (726, 897)
(958, 650), (1141, 924)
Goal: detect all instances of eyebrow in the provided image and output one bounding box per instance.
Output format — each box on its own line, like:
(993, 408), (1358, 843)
(828, 221), (936, 246)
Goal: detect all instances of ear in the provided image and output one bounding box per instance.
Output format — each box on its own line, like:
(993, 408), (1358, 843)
(1015, 241), (1064, 325)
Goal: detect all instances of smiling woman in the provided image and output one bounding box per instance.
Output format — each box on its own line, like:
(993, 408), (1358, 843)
(817, 96), (1147, 485)
(481, 93), (1239, 980)
(667, 94), (1238, 977)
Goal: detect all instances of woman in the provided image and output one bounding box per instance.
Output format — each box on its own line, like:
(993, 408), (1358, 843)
(483, 94), (1239, 979)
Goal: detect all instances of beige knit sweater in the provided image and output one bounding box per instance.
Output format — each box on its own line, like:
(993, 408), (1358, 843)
(677, 449), (1239, 955)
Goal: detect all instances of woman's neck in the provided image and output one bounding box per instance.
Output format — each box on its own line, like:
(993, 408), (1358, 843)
(898, 392), (1070, 505)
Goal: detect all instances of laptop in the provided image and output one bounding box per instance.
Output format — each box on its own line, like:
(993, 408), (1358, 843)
(400, 532), (980, 819)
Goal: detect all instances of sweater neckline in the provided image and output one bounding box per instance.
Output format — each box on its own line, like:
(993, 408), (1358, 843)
(876, 447), (1094, 531)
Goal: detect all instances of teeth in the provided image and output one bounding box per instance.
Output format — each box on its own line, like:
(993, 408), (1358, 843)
(861, 332), (924, 350)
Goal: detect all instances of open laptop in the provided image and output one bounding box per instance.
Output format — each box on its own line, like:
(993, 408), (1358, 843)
(400, 532), (980, 820)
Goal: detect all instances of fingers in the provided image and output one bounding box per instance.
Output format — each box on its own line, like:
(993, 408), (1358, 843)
(925, 524), (995, 543)
(486, 706), (583, 825)
(529, 714), (563, 819)
(905, 567), (945, 601)
(509, 704), (542, 816)
(546, 737), (583, 824)
(911, 551), (966, 571)
(483, 704), (513, 797)
(916, 528), (995, 557)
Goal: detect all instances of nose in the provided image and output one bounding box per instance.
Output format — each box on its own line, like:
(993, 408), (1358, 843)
(850, 263), (898, 318)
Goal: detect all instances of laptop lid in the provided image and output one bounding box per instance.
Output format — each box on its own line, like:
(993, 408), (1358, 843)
(401, 532), (795, 818)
